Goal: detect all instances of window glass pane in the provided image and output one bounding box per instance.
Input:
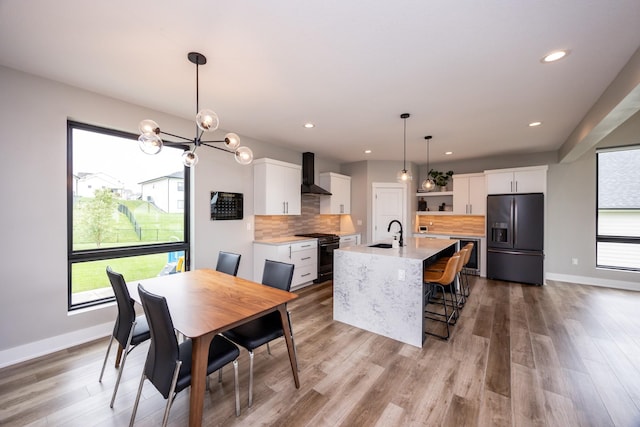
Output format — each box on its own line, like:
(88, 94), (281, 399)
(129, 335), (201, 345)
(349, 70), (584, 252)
(72, 128), (185, 250)
(71, 251), (185, 306)
(596, 146), (640, 271)
(598, 210), (640, 237)
(596, 242), (640, 270)
(68, 122), (189, 310)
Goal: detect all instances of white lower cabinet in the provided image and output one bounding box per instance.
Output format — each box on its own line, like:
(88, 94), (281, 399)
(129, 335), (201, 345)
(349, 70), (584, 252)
(339, 233), (361, 248)
(253, 240), (318, 289)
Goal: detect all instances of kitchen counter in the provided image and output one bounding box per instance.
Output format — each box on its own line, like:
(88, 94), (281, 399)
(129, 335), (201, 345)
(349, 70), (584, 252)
(333, 238), (457, 347)
(253, 236), (316, 245)
(413, 231), (485, 238)
(338, 237), (456, 260)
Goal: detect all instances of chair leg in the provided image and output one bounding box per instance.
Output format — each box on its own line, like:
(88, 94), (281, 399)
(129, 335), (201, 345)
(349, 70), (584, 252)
(110, 324), (135, 408)
(218, 367), (223, 383)
(161, 362), (182, 427)
(248, 350), (254, 407)
(232, 360), (240, 416)
(129, 372), (146, 427)
(115, 345), (124, 368)
(454, 272), (467, 308)
(463, 269), (471, 297)
(287, 311), (299, 372)
(98, 334), (114, 382)
(266, 342), (271, 355)
(424, 284), (452, 340)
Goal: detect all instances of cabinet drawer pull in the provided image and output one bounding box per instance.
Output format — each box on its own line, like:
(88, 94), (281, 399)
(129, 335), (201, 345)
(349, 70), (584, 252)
(301, 256), (311, 260)
(301, 273), (311, 277)
(301, 244), (312, 248)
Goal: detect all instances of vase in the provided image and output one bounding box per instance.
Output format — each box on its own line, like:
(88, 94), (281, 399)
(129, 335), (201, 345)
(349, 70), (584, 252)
(440, 186), (448, 192)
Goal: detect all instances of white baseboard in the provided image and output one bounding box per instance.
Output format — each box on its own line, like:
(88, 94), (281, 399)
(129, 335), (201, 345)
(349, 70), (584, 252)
(0, 322), (113, 369)
(546, 273), (639, 291)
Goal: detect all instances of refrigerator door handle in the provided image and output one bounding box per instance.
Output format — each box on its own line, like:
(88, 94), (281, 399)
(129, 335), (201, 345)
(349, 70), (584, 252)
(511, 197), (516, 247)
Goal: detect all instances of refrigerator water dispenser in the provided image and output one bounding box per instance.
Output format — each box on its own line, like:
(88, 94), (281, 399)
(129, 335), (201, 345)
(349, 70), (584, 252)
(491, 222), (509, 243)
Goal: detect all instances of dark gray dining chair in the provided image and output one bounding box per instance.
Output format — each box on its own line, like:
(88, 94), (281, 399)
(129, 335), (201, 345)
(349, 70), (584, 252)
(222, 259), (296, 407)
(130, 284), (241, 426)
(99, 267), (150, 408)
(216, 251), (241, 276)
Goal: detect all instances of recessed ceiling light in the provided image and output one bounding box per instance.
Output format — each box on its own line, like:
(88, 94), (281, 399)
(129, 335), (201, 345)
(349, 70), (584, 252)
(529, 121), (542, 127)
(304, 123), (315, 128)
(541, 50), (569, 63)
(364, 149), (372, 154)
(445, 151), (453, 155)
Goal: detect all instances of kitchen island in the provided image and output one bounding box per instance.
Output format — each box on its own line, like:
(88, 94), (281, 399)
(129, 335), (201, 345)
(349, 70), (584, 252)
(333, 237), (457, 348)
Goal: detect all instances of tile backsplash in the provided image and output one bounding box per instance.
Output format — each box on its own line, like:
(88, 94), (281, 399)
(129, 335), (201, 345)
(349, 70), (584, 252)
(254, 196), (341, 239)
(416, 215), (485, 235)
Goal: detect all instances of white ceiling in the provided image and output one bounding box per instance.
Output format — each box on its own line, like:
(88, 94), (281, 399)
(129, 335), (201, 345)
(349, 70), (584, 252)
(2, 1), (640, 164)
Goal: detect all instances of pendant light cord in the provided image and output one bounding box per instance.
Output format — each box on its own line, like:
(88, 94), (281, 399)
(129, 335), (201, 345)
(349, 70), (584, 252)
(403, 117), (407, 170)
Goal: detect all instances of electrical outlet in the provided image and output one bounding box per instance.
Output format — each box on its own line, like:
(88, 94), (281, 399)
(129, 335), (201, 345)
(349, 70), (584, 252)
(398, 269), (405, 281)
(357, 219), (362, 226)
(572, 258), (578, 265)
(246, 222), (252, 231)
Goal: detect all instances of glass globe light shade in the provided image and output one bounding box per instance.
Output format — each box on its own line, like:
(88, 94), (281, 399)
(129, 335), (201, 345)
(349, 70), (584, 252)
(196, 109), (219, 132)
(421, 178), (436, 191)
(396, 169), (412, 183)
(182, 150), (199, 167)
(138, 119), (160, 135)
(224, 133), (241, 150)
(234, 146), (253, 165)
(138, 133), (163, 155)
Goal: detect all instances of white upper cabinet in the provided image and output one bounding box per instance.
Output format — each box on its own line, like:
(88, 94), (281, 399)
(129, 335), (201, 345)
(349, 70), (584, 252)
(485, 165), (548, 194)
(453, 173), (486, 215)
(319, 172), (351, 214)
(254, 158), (301, 215)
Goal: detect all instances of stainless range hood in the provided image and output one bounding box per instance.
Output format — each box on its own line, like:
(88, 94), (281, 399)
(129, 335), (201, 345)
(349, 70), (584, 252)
(301, 152), (332, 195)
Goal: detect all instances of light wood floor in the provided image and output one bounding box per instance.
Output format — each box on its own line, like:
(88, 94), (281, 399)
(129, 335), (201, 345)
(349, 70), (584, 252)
(2, 277), (640, 426)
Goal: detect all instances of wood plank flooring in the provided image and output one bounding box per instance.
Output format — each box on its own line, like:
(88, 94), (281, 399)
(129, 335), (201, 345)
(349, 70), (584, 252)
(2, 278), (640, 426)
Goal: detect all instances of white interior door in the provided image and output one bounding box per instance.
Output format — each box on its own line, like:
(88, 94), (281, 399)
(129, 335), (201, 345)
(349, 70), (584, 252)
(371, 183), (406, 243)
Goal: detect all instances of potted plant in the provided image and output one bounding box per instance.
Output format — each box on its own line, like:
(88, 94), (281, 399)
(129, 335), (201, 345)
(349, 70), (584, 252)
(428, 169), (454, 190)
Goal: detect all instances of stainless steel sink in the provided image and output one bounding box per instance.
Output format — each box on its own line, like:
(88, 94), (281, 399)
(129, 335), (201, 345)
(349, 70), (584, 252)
(369, 243), (393, 248)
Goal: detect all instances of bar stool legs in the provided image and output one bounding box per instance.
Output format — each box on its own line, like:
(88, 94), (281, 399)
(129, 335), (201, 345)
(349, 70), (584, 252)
(424, 255), (462, 340)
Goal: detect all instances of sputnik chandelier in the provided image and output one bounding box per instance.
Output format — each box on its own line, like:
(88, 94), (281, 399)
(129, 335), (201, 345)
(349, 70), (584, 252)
(138, 52), (253, 167)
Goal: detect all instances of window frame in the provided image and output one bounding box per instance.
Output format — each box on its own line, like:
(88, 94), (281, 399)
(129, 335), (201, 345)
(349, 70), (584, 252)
(67, 120), (191, 310)
(595, 144), (640, 272)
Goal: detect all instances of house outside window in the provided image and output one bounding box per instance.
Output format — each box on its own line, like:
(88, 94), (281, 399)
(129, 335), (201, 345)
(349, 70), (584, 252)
(67, 121), (190, 310)
(596, 145), (640, 271)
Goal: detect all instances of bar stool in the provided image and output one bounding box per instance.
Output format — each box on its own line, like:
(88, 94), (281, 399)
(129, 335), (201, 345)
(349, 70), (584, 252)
(424, 254), (462, 340)
(460, 242), (474, 298)
(425, 246), (469, 308)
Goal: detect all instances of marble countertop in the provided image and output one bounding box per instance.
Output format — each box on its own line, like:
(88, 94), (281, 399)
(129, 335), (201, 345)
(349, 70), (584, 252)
(335, 231), (360, 236)
(253, 236), (317, 245)
(255, 231), (360, 244)
(413, 231), (485, 238)
(337, 237), (456, 261)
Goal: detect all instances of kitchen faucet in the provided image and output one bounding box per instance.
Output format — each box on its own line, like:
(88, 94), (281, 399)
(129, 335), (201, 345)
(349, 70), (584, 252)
(387, 220), (403, 247)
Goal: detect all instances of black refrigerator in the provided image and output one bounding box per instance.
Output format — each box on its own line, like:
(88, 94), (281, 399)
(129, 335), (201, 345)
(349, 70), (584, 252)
(486, 193), (544, 285)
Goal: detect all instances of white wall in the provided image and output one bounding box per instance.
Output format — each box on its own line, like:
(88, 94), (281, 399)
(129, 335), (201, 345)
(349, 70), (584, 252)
(545, 110), (640, 288)
(0, 66), (325, 366)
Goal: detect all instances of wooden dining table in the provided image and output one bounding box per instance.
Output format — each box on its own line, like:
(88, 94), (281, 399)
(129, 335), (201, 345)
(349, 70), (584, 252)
(129, 268), (300, 427)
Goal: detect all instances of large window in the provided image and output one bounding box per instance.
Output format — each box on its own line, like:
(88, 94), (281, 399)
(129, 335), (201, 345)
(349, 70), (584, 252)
(596, 145), (640, 271)
(67, 121), (190, 310)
